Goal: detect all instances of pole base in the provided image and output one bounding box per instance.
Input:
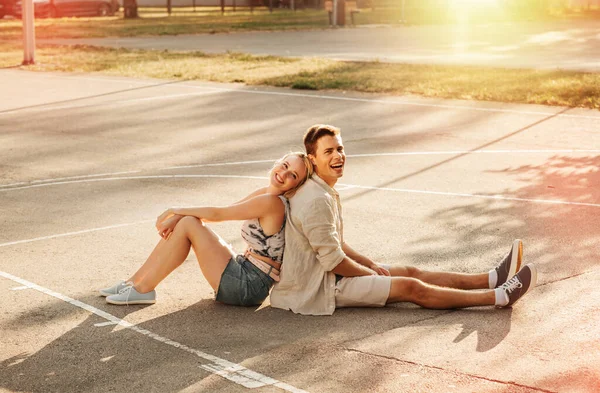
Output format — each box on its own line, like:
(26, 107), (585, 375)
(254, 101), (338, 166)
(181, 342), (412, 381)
(22, 60), (35, 65)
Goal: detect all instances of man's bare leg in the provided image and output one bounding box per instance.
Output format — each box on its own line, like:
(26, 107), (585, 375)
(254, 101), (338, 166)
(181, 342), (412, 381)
(387, 277), (495, 309)
(387, 239), (523, 290)
(388, 266), (489, 290)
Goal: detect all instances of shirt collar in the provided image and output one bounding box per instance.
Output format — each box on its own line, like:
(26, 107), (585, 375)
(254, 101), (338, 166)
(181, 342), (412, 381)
(312, 174), (339, 198)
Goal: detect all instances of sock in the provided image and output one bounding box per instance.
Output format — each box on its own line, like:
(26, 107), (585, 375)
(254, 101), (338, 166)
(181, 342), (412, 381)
(488, 269), (498, 289)
(494, 287), (509, 306)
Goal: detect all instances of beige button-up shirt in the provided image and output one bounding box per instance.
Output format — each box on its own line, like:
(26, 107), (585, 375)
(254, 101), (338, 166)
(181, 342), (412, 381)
(270, 174), (345, 315)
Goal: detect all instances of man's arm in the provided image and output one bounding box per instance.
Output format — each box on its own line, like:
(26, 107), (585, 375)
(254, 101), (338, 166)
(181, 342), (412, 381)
(331, 256), (377, 277)
(342, 242), (390, 276)
(300, 196), (376, 277)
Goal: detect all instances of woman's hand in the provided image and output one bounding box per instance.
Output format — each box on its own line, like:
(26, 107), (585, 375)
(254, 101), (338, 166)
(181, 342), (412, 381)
(156, 208), (174, 230)
(157, 214), (182, 240)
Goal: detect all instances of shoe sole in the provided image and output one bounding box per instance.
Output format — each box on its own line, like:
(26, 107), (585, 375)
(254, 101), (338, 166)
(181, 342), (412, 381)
(528, 263), (538, 289)
(106, 298), (156, 305)
(510, 239), (523, 278)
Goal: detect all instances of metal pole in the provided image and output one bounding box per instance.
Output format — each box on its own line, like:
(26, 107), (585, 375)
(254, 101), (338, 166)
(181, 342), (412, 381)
(332, 0), (337, 26)
(22, 0), (35, 65)
(400, 0), (405, 23)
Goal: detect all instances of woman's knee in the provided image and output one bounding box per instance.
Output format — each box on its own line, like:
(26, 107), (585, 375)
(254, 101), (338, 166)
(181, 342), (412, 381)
(177, 216), (204, 233)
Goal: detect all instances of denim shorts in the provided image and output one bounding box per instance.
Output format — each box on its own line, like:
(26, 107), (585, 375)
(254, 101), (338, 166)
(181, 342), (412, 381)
(216, 255), (274, 306)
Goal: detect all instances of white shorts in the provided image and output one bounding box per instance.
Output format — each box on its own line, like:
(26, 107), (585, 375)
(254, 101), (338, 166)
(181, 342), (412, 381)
(334, 264), (392, 308)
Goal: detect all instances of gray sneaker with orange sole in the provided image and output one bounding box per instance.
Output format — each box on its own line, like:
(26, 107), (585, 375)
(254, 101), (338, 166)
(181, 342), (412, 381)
(500, 263), (537, 307)
(494, 239), (523, 288)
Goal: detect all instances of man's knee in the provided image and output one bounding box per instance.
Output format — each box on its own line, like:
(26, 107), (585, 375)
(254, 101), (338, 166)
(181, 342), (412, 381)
(390, 277), (427, 302)
(404, 266), (422, 278)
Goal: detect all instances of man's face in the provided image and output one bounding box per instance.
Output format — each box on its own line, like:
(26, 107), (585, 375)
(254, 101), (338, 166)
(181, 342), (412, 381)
(310, 134), (345, 187)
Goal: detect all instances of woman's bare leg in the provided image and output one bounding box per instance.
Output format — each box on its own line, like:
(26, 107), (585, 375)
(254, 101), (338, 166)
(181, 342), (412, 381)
(128, 234), (191, 287)
(130, 216), (234, 293)
(180, 216), (235, 291)
(387, 277), (495, 309)
(388, 266), (489, 290)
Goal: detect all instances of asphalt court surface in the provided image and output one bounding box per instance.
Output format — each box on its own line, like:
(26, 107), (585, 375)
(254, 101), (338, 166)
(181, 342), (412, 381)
(1, 69), (600, 393)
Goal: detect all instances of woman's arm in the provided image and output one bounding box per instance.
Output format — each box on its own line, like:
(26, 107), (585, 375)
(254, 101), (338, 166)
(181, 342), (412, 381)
(233, 187), (268, 205)
(155, 188), (270, 227)
(161, 194), (283, 224)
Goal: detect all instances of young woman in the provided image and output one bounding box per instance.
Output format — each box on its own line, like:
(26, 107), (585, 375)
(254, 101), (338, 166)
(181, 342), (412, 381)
(99, 152), (313, 306)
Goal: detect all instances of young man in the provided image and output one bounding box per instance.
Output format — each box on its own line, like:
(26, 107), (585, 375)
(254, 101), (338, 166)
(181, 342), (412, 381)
(270, 124), (537, 315)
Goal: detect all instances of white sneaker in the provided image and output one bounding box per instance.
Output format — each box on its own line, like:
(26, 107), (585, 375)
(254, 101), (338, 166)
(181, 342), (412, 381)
(99, 280), (129, 297)
(106, 284), (156, 305)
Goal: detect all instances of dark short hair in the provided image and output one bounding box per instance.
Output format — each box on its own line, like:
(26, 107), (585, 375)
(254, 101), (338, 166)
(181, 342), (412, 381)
(303, 124), (341, 156)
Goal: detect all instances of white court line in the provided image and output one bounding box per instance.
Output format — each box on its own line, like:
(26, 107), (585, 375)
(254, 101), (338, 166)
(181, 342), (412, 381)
(0, 220), (153, 248)
(0, 271), (308, 393)
(173, 84), (600, 120)
(4, 72), (600, 120)
(347, 149), (600, 157)
(336, 183), (600, 209)
(0, 174), (268, 193)
(0, 174), (597, 247)
(94, 321), (119, 327)
(0, 170), (142, 189)
(0, 92), (219, 115)
(161, 159), (276, 171)
(3, 149), (600, 189)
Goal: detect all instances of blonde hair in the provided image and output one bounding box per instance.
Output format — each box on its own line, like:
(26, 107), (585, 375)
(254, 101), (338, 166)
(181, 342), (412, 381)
(272, 152), (314, 198)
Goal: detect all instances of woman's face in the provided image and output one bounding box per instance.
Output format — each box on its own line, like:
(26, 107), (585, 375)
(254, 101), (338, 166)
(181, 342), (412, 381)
(270, 155), (307, 194)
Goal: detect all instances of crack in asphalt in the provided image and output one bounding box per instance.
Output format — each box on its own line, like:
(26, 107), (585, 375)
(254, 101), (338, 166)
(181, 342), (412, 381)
(343, 347), (558, 393)
(538, 270), (594, 288)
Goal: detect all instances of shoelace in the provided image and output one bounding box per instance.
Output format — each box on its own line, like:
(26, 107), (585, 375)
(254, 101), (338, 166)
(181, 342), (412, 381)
(117, 284), (134, 304)
(501, 275), (523, 294)
(117, 285), (133, 294)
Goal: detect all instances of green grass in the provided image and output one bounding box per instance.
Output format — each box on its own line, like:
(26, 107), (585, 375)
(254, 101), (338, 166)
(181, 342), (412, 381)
(1, 2), (598, 40)
(2, 43), (598, 109)
(0, 9), (330, 40)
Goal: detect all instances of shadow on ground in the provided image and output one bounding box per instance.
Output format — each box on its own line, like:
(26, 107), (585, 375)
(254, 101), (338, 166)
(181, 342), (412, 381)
(410, 154), (600, 280)
(0, 293), (516, 393)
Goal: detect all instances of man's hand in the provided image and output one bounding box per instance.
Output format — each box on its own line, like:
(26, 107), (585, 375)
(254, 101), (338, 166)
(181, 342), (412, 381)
(341, 242), (389, 276)
(369, 264), (391, 276)
(332, 258), (377, 277)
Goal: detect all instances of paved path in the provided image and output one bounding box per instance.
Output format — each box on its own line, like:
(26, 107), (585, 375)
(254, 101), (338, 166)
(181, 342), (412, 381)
(1, 69), (600, 393)
(45, 20), (600, 71)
